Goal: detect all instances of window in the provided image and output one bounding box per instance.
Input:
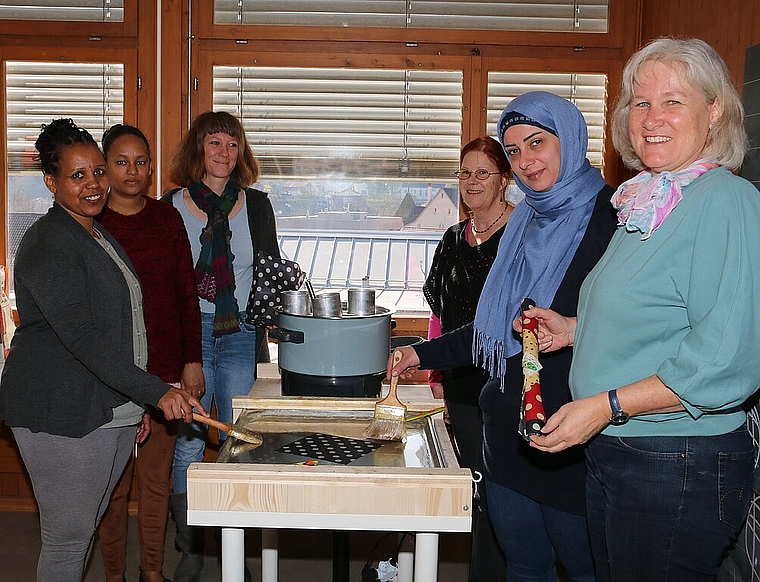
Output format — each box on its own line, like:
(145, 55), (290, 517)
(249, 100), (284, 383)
(212, 64), (463, 311)
(0, 0), (124, 22)
(487, 72), (608, 168)
(208, 62), (609, 311)
(5, 60), (124, 292)
(213, 64), (464, 236)
(0, 3), (622, 315)
(213, 0), (609, 32)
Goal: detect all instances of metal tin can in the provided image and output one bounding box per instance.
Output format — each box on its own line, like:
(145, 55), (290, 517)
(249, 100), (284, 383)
(281, 290), (312, 316)
(347, 287), (376, 315)
(311, 292), (343, 318)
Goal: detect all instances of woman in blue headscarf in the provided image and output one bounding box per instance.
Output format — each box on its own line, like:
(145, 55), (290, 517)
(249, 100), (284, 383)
(387, 91), (617, 581)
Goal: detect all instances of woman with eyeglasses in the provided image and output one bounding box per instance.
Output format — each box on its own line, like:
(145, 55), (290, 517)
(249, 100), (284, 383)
(422, 136), (512, 581)
(388, 92), (617, 581)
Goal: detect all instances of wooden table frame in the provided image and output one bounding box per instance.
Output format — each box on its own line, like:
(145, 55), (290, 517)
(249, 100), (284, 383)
(187, 371), (472, 582)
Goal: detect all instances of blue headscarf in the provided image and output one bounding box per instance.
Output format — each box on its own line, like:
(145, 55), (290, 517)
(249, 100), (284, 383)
(473, 91), (606, 386)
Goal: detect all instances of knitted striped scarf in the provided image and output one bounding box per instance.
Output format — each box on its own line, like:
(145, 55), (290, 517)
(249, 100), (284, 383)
(188, 180), (240, 336)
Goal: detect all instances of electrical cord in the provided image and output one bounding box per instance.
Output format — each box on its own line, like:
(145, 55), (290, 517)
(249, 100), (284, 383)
(361, 532), (411, 581)
(361, 532), (393, 581)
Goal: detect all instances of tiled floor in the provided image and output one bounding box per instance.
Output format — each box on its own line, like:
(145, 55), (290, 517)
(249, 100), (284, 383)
(0, 511), (470, 581)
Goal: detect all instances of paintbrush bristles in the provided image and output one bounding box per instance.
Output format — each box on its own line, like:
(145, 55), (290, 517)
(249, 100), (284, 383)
(192, 412), (263, 446)
(229, 426), (263, 447)
(364, 350), (407, 441)
(364, 417), (405, 441)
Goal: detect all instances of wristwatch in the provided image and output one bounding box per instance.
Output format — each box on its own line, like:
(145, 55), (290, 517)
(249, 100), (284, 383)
(608, 389), (629, 425)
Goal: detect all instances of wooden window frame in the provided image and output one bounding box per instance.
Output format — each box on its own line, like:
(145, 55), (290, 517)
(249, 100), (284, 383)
(196, 0), (630, 50)
(0, 2), (138, 38)
(1, 1), (159, 274)
(188, 42), (624, 191)
(159, 0), (641, 189)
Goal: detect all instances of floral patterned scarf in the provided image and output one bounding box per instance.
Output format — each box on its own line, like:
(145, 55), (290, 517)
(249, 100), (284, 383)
(612, 160), (718, 240)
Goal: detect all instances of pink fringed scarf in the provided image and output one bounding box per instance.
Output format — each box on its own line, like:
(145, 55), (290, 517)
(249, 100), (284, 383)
(612, 160), (718, 240)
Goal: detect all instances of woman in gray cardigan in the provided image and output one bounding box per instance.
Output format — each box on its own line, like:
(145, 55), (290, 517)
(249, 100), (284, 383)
(0, 118), (206, 582)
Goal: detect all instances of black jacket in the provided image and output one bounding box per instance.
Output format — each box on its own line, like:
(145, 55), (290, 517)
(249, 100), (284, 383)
(414, 186), (617, 515)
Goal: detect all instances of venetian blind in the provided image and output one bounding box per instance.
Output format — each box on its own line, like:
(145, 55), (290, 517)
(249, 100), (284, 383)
(213, 66), (464, 181)
(487, 72), (607, 168)
(6, 61), (125, 170)
(0, 0), (123, 21)
(5, 61), (124, 283)
(212, 66), (607, 183)
(214, 0), (609, 33)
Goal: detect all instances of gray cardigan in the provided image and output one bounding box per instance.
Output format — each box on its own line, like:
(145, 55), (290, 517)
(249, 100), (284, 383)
(0, 204), (169, 437)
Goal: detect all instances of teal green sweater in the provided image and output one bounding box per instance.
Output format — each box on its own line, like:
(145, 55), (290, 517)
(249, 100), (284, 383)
(572, 168), (760, 436)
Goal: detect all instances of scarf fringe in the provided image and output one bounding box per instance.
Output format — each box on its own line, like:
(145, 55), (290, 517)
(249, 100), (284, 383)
(473, 328), (508, 392)
(212, 313), (240, 337)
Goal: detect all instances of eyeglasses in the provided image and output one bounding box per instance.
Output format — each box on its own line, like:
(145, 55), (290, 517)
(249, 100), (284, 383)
(454, 169), (501, 181)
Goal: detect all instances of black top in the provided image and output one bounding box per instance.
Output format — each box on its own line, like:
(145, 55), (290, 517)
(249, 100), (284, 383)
(422, 219), (505, 405)
(414, 186), (617, 515)
(0, 204), (170, 437)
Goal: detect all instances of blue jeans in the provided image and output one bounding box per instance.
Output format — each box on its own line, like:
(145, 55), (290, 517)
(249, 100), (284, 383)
(585, 428), (755, 582)
(486, 479), (595, 582)
(173, 312), (259, 494)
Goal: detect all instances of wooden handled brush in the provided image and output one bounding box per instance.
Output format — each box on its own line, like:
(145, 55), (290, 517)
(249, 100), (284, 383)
(192, 413), (263, 447)
(405, 406), (446, 422)
(364, 350), (407, 441)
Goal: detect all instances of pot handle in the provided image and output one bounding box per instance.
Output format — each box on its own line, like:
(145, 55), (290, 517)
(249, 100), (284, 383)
(269, 326), (305, 344)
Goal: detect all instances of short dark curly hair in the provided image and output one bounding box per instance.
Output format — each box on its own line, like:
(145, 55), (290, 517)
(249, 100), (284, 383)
(35, 118), (100, 176)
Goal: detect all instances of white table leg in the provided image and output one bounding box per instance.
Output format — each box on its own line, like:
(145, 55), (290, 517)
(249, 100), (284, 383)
(261, 528), (279, 582)
(397, 533), (414, 582)
(413, 533), (439, 582)
(221, 527), (245, 582)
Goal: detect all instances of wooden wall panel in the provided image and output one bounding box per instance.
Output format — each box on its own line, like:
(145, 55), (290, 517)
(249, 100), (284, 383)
(159, 0), (189, 194)
(741, 44), (760, 190)
(640, 0), (760, 88)
(0, 423), (36, 511)
(137, 0), (158, 199)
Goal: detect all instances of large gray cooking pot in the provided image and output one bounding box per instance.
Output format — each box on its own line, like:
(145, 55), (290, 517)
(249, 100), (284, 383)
(271, 306), (393, 377)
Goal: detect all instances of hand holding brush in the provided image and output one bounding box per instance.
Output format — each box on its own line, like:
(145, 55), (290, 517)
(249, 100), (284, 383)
(364, 350), (407, 441)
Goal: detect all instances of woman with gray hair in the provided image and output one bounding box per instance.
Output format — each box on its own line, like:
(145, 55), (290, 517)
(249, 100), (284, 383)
(518, 37), (759, 581)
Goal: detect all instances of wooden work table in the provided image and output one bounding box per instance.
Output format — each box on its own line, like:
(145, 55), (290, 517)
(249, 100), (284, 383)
(186, 364), (472, 582)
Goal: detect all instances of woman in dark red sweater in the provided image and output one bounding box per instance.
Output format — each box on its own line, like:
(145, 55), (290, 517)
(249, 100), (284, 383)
(97, 124), (204, 582)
